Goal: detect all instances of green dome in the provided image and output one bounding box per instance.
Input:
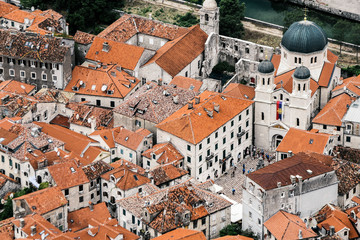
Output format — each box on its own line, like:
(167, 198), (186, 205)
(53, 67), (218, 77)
(258, 60), (274, 74)
(294, 66), (310, 80)
(281, 20), (328, 53)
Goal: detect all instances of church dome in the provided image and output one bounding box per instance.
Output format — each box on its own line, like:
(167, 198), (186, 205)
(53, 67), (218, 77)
(258, 60), (274, 74)
(294, 66), (311, 80)
(281, 20), (328, 53)
(202, 0), (217, 10)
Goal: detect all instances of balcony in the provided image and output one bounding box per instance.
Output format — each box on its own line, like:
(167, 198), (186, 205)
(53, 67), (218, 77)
(237, 130), (245, 138)
(206, 153), (214, 161)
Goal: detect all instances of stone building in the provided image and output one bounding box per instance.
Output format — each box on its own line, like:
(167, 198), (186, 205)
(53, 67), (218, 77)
(341, 98), (360, 149)
(0, 30), (72, 90)
(156, 91), (253, 182)
(117, 180), (232, 239)
(0, 172), (20, 199)
(242, 152), (338, 237)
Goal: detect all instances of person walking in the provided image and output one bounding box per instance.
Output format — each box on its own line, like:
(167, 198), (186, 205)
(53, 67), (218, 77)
(232, 188), (235, 195)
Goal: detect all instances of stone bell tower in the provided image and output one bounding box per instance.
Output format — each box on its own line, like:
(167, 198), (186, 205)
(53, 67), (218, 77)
(199, 0), (219, 36)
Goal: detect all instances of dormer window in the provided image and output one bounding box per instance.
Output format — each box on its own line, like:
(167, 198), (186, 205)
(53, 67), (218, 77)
(152, 153), (156, 159)
(110, 176), (116, 183)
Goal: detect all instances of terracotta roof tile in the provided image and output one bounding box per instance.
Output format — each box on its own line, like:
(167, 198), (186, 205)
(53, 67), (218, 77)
(271, 54), (281, 76)
(222, 83), (255, 100)
(14, 187), (67, 215)
(332, 75), (360, 97)
(0, 1), (18, 18)
(0, 172), (18, 188)
(312, 93), (355, 126)
(153, 228), (206, 240)
(101, 164), (150, 191)
(248, 152), (334, 190)
(145, 25), (207, 77)
(50, 114), (70, 128)
(169, 76), (203, 92)
(12, 214), (61, 238)
(48, 161), (89, 189)
(0, 80), (35, 95)
(276, 128), (332, 154)
(0, 217), (14, 240)
(67, 202), (111, 232)
(85, 37), (144, 70)
(264, 210), (317, 240)
(34, 89), (74, 103)
(98, 14), (188, 43)
(114, 82), (196, 124)
(142, 142), (184, 165)
(318, 62), (335, 87)
(2, 9), (35, 23)
(327, 50), (338, 64)
(65, 64), (140, 99)
(82, 160), (112, 181)
(74, 30), (95, 45)
(150, 164), (188, 186)
(274, 69), (318, 96)
(331, 160), (360, 196)
(157, 91), (253, 144)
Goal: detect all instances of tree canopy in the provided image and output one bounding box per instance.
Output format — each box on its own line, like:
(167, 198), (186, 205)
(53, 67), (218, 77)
(219, 0), (245, 38)
(21, 0), (124, 35)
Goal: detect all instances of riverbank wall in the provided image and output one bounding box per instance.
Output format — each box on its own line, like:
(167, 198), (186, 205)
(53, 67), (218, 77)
(286, 0), (360, 22)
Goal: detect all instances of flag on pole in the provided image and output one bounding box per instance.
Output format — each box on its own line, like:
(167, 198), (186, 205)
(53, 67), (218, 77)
(276, 101), (283, 120)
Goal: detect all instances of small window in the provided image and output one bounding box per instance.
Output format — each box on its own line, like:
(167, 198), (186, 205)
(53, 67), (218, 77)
(295, 57), (297, 64)
(9, 69), (15, 76)
(215, 132), (218, 138)
(246, 109), (249, 115)
(346, 136), (351, 143)
(261, 112), (264, 120)
(323, 125), (327, 130)
(187, 145), (191, 151)
(79, 196), (84, 202)
(296, 118), (300, 126)
(52, 75), (57, 81)
(96, 99), (101, 106)
(207, 138), (210, 144)
(149, 38), (154, 45)
(223, 126), (226, 132)
(199, 155), (202, 162)
(64, 189), (69, 196)
(31, 72), (36, 79)
(215, 143), (218, 150)
(199, 143), (202, 150)
(20, 71), (25, 78)
(223, 137), (226, 144)
(42, 74), (47, 81)
(187, 156), (191, 163)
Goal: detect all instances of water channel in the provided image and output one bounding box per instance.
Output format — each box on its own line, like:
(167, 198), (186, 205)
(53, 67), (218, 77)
(241, 0), (359, 42)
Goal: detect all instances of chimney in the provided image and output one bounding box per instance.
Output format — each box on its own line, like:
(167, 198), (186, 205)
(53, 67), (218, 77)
(290, 175), (296, 184)
(173, 95), (179, 104)
(90, 116), (96, 131)
(188, 101), (193, 109)
(277, 182), (281, 188)
(89, 201), (94, 211)
(329, 226), (335, 236)
(158, 79), (162, 86)
(298, 230), (303, 239)
(195, 96), (200, 104)
(102, 42), (110, 52)
(31, 225), (36, 236)
(288, 150), (292, 157)
(214, 103), (220, 113)
(207, 110), (213, 118)
(20, 218), (25, 228)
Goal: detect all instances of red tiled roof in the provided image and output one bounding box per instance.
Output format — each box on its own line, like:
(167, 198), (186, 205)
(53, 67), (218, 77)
(222, 83), (255, 100)
(150, 164), (188, 186)
(274, 69), (318, 97)
(312, 93), (355, 126)
(85, 37), (144, 71)
(3, 9), (35, 23)
(74, 30), (95, 45)
(264, 210), (317, 240)
(153, 229), (206, 240)
(49, 114), (70, 128)
(98, 14), (188, 43)
(142, 142), (184, 165)
(157, 91), (253, 144)
(276, 128), (332, 154)
(327, 50), (339, 64)
(169, 76), (203, 92)
(14, 187), (67, 215)
(332, 75), (360, 97)
(0, 80), (35, 95)
(0, 1), (18, 18)
(248, 152), (334, 190)
(145, 25), (207, 77)
(318, 62), (335, 87)
(271, 54), (281, 76)
(65, 65), (140, 98)
(48, 161), (89, 189)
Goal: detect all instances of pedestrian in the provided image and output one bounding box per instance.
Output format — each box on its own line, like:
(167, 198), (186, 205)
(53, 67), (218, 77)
(242, 168), (245, 174)
(247, 169), (250, 174)
(243, 163), (245, 169)
(234, 166), (237, 171)
(232, 188), (235, 195)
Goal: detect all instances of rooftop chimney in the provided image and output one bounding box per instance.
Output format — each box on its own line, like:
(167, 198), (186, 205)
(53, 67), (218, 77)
(207, 109), (213, 118)
(102, 42), (110, 52)
(288, 150), (292, 157)
(214, 103), (220, 113)
(158, 79), (162, 86)
(89, 201), (94, 211)
(20, 218), (25, 228)
(173, 95), (179, 104)
(329, 226), (335, 236)
(188, 101), (193, 109)
(298, 230), (303, 239)
(31, 225), (36, 236)
(195, 96), (200, 104)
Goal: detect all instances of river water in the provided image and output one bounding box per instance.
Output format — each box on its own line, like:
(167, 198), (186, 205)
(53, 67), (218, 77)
(241, 0), (359, 41)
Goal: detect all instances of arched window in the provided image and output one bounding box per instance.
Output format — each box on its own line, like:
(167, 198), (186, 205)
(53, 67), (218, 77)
(311, 57), (313, 64)
(262, 78), (265, 85)
(267, 78), (270, 85)
(205, 14), (209, 21)
(110, 196), (116, 204)
(296, 118), (300, 126)
(280, 94), (283, 100)
(299, 58), (302, 64)
(103, 182), (108, 188)
(315, 57), (317, 63)
(245, 48), (250, 54)
(303, 84), (306, 91)
(298, 84), (301, 91)
(261, 112), (264, 120)
(295, 57), (297, 64)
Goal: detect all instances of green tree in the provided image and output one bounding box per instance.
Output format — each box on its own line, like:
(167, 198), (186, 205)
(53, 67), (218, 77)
(348, 25), (360, 63)
(175, 12), (199, 27)
(283, 10), (304, 33)
(219, 224), (258, 239)
(219, 0), (245, 38)
(332, 20), (349, 56)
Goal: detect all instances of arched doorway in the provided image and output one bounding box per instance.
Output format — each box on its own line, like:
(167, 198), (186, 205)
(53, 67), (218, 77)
(272, 134), (283, 149)
(37, 175), (42, 184)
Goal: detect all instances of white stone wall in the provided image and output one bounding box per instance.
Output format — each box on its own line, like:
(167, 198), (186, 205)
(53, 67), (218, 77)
(61, 182), (92, 212)
(157, 104), (253, 182)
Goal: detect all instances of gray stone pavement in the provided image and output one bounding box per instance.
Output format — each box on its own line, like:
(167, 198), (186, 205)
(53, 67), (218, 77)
(214, 153), (274, 203)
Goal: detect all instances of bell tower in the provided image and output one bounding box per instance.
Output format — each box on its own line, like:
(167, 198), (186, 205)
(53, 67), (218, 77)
(199, 0), (219, 36)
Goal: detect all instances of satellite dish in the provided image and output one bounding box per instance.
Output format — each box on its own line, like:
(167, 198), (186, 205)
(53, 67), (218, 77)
(101, 85), (107, 91)
(76, 114), (79, 120)
(87, 118), (91, 123)
(21, 85), (26, 90)
(79, 81), (83, 85)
